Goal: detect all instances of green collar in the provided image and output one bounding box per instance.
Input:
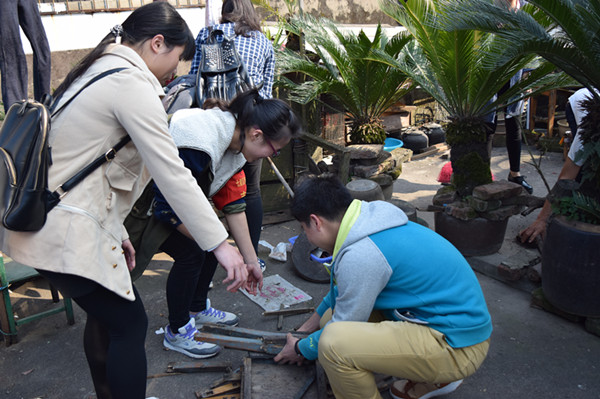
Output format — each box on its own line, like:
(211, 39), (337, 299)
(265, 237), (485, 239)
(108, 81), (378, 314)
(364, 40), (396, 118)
(332, 199), (362, 261)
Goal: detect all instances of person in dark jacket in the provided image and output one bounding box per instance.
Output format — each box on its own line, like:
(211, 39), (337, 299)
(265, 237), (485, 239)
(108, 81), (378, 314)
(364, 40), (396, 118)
(0, 0), (51, 112)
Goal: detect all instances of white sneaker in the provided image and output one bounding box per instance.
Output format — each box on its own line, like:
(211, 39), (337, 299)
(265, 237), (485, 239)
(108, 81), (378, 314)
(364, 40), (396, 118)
(390, 379), (463, 399)
(258, 258), (266, 273)
(163, 317), (221, 359)
(193, 299), (239, 326)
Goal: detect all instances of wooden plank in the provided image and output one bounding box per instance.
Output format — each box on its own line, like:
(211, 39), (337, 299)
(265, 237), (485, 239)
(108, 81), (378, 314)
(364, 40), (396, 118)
(242, 357), (252, 399)
(410, 143), (449, 161)
(241, 357), (318, 399)
(299, 132), (351, 182)
(315, 361), (328, 399)
(262, 209), (294, 225)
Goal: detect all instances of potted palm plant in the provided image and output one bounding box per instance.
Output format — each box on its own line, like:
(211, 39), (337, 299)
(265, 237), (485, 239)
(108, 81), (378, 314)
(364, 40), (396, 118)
(379, 0), (573, 255)
(439, 0), (600, 317)
(276, 14), (414, 145)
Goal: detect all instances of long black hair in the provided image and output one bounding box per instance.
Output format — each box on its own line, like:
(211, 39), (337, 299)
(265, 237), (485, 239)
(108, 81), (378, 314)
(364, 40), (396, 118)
(54, 2), (195, 99)
(220, 0), (262, 36)
(204, 88), (302, 151)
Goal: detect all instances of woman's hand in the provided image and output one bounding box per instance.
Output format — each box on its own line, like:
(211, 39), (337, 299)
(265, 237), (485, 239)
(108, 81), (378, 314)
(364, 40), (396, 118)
(212, 241), (248, 292)
(519, 219), (547, 244)
(243, 262), (263, 295)
(274, 334), (304, 366)
(122, 239), (136, 271)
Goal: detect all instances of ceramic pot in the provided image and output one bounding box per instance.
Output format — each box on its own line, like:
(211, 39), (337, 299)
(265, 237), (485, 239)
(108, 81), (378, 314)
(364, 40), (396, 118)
(401, 131), (429, 153)
(542, 216), (600, 317)
(434, 212), (508, 256)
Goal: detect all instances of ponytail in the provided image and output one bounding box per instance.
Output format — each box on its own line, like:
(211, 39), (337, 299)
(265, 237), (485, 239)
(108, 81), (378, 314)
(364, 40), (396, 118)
(228, 89), (302, 150)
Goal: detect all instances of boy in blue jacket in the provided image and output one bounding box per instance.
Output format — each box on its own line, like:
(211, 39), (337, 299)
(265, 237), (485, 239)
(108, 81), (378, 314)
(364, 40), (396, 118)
(274, 174), (492, 399)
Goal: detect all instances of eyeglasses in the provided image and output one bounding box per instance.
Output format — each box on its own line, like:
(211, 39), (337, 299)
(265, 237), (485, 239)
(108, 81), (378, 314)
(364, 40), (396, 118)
(264, 137), (281, 158)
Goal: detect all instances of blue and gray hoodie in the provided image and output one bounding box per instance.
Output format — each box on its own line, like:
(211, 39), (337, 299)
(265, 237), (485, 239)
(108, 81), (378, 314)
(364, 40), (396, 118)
(297, 200), (492, 361)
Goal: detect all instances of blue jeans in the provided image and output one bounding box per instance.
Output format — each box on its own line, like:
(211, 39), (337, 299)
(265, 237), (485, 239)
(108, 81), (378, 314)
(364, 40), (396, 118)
(0, 0), (51, 111)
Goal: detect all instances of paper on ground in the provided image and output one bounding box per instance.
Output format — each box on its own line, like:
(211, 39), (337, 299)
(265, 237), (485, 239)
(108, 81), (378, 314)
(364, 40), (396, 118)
(258, 239), (291, 262)
(241, 274), (312, 312)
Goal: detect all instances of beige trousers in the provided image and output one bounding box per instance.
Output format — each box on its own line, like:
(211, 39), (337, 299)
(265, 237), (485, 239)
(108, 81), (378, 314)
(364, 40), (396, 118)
(317, 310), (490, 399)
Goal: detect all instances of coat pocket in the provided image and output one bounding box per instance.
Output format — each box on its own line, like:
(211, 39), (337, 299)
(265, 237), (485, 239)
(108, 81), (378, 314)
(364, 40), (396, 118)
(105, 160), (137, 192)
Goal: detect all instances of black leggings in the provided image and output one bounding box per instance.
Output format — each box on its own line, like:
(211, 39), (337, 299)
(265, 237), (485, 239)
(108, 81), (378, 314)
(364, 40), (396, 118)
(243, 159), (263, 252)
(160, 229), (218, 331)
(504, 116), (521, 173)
(496, 80), (522, 173)
(74, 284), (148, 399)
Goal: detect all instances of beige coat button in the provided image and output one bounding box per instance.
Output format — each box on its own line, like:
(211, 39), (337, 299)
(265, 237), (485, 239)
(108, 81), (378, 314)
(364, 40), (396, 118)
(113, 264), (118, 268)
(126, 290), (131, 295)
(112, 246), (117, 250)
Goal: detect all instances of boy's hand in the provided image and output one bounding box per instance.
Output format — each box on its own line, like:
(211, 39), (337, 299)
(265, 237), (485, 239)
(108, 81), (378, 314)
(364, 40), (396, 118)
(274, 334), (304, 366)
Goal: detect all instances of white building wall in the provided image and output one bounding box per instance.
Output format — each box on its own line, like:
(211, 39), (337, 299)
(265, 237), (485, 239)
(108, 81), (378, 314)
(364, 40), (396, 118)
(22, 8), (205, 54)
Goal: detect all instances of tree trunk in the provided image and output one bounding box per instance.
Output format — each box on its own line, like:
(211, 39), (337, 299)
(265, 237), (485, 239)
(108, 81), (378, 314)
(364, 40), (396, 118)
(450, 134), (493, 197)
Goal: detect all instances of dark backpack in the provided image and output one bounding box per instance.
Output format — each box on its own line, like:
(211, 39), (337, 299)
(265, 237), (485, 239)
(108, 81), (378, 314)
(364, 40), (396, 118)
(0, 68), (129, 232)
(162, 29), (254, 114)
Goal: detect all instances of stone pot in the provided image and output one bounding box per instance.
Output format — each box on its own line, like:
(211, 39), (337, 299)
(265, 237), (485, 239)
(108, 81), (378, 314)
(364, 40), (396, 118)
(542, 215), (600, 317)
(434, 212), (508, 256)
(346, 179), (385, 201)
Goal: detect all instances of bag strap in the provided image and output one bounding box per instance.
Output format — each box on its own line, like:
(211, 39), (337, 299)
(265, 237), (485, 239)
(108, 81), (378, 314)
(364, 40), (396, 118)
(46, 67), (130, 210)
(47, 135), (131, 210)
(51, 67), (127, 117)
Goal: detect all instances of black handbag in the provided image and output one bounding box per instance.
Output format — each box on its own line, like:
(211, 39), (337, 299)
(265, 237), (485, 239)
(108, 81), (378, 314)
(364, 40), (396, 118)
(0, 68), (129, 232)
(162, 29), (254, 114)
(195, 29), (254, 106)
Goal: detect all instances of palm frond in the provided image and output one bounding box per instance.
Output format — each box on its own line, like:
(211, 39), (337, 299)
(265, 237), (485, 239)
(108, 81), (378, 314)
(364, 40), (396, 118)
(275, 14), (413, 136)
(383, 0), (546, 120)
(438, 0), (600, 95)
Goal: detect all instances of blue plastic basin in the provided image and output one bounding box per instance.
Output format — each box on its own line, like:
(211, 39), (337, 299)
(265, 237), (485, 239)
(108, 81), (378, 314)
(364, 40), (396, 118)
(383, 137), (404, 152)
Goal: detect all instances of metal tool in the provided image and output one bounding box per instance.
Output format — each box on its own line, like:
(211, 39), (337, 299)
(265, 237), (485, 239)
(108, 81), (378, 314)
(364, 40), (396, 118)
(166, 360), (232, 374)
(196, 324), (309, 355)
(262, 307), (315, 317)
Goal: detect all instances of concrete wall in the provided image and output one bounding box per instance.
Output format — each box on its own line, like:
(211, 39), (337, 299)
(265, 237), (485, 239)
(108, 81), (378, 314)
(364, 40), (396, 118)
(23, 1), (396, 53)
(267, 0), (397, 25)
(12, 2), (398, 99)
(23, 8), (206, 53)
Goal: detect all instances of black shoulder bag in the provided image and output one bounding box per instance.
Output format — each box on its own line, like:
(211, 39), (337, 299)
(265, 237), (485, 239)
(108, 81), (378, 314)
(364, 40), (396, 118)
(0, 67), (130, 232)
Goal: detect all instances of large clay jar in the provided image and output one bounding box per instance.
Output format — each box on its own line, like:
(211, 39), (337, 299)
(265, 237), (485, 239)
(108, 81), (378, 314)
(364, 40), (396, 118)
(401, 130), (429, 153)
(542, 216), (600, 317)
(434, 212), (508, 256)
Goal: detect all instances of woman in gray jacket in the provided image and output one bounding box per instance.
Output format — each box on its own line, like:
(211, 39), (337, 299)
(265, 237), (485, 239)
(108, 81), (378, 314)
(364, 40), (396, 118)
(0, 3), (253, 398)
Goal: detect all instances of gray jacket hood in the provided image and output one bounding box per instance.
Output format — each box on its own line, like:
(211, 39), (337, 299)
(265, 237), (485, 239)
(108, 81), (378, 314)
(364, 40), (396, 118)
(339, 200), (409, 253)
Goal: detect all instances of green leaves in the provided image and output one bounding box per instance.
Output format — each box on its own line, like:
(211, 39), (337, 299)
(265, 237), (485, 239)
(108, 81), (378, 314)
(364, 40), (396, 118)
(553, 192), (600, 224)
(380, 0), (569, 121)
(276, 14), (414, 143)
(437, 0), (600, 98)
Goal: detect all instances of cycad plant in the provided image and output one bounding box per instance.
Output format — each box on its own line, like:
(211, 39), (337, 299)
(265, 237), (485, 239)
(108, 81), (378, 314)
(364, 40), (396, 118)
(276, 14), (414, 144)
(380, 0), (574, 196)
(438, 0), (600, 223)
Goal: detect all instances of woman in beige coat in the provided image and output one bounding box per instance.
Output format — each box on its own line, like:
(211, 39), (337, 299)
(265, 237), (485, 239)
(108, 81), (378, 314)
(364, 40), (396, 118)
(0, 3), (256, 398)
